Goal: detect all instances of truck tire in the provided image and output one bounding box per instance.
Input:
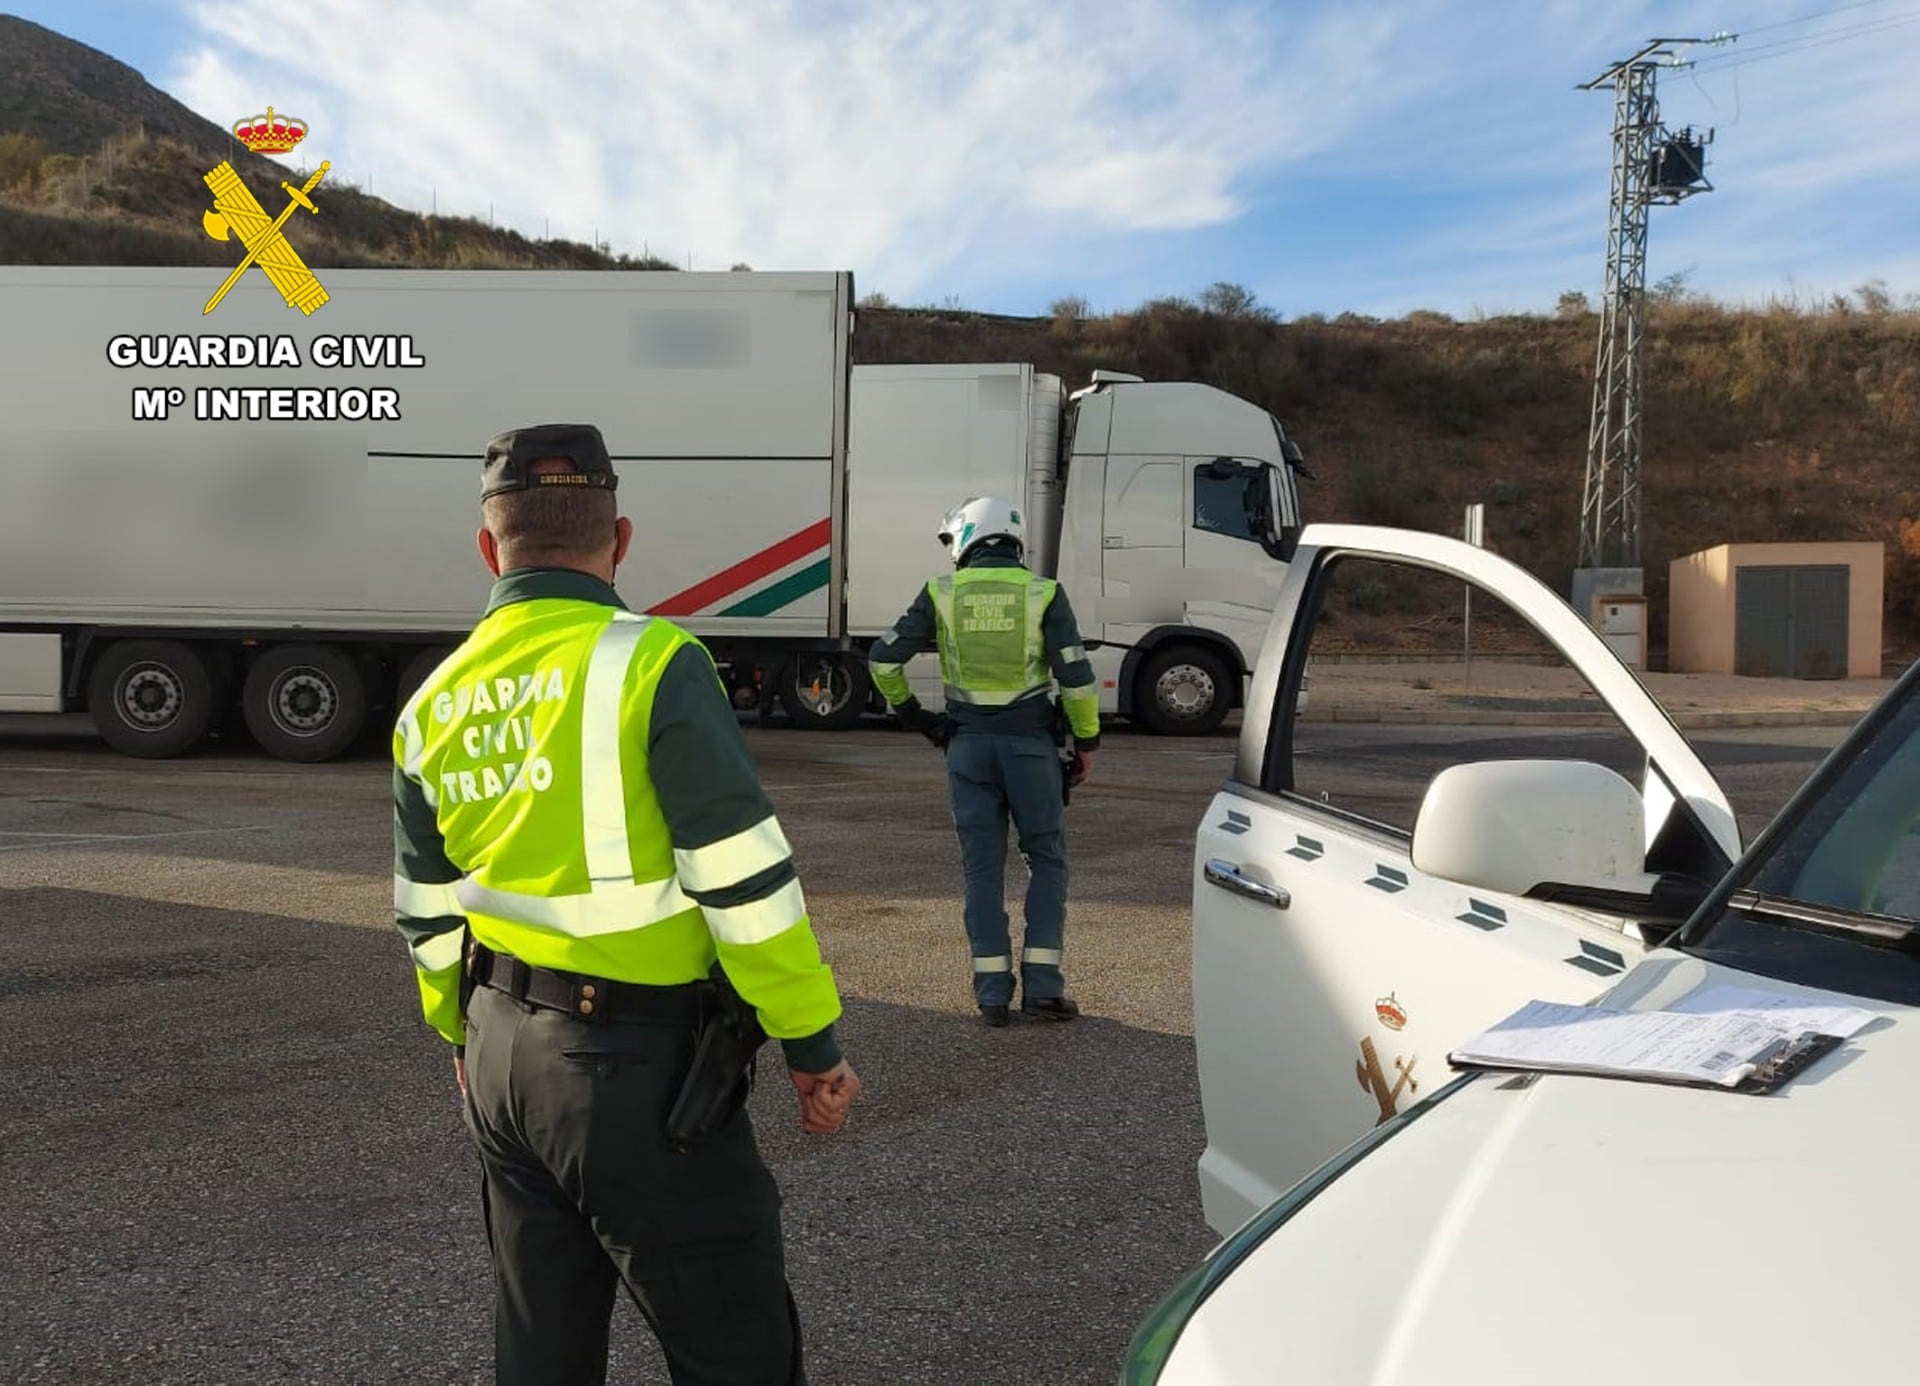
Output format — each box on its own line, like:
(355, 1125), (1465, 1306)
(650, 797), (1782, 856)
(395, 644), (458, 712)
(86, 640), (219, 758)
(1134, 643), (1234, 737)
(779, 654), (870, 731)
(242, 643), (368, 762)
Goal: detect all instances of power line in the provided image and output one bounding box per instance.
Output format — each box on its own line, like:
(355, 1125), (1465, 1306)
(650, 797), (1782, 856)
(1729, 0), (1898, 38)
(1691, 9), (1919, 62)
(1688, 12), (1920, 72)
(1684, 7), (1920, 69)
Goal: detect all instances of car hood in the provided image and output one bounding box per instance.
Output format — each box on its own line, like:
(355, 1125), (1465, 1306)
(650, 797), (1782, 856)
(1164, 954), (1920, 1386)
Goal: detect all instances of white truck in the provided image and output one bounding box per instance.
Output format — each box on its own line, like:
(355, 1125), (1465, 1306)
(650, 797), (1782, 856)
(0, 266), (1305, 760)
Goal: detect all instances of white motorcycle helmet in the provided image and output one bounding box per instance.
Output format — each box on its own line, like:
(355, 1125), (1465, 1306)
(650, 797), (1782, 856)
(937, 496), (1025, 566)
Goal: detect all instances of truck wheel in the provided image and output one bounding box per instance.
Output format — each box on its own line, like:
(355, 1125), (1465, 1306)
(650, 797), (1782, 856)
(86, 640), (219, 758)
(243, 643), (368, 762)
(1135, 644), (1234, 737)
(779, 654), (870, 731)
(395, 645), (458, 713)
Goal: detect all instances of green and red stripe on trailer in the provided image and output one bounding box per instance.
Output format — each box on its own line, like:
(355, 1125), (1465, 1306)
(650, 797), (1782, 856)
(646, 517), (865, 729)
(645, 517), (833, 619)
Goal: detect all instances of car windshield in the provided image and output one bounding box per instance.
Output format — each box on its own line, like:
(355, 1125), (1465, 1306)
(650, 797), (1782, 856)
(1748, 691), (1920, 920)
(1688, 674), (1920, 1002)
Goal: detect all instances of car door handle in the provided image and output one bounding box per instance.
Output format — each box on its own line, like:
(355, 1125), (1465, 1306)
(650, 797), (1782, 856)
(1203, 859), (1290, 909)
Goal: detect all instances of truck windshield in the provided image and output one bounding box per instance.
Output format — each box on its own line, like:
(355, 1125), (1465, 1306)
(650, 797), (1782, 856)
(1193, 463), (1261, 542)
(1687, 675), (1920, 1003)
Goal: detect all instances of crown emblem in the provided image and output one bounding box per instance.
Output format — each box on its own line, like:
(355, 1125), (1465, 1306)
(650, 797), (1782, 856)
(233, 106), (308, 155)
(1374, 993), (1408, 1031)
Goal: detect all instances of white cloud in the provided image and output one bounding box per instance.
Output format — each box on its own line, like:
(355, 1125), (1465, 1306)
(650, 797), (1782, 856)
(160, 0), (1920, 314)
(1028, 148), (1240, 229)
(166, 0), (1427, 295)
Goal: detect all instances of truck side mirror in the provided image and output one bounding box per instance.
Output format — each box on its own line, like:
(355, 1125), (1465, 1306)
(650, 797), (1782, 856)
(1259, 462), (1301, 561)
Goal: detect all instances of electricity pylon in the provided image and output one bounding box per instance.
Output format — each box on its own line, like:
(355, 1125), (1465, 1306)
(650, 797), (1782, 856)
(1576, 40), (1715, 574)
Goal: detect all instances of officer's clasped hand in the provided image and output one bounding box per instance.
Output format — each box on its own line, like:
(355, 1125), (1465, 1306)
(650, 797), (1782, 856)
(788, 1060), (861, 1134)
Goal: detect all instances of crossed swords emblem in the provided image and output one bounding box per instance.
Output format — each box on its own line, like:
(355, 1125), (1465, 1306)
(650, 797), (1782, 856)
(1357, 1036), (1419, 1126)
(200, 160), (333, 315)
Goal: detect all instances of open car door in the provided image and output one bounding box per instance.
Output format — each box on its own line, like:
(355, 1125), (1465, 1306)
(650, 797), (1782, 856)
(1192, 524), (1741, 1234)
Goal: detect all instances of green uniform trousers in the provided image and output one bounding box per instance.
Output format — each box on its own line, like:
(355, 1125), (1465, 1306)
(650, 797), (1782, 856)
(462, 983), (804, 1385)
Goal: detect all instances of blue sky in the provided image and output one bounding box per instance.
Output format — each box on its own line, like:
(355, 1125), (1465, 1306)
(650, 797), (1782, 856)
(9, 0), (1919, 317)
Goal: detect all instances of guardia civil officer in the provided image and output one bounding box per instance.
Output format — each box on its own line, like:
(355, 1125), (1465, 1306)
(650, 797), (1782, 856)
(392, 423), (860, 1385)
(867, 496), (1101, 1026)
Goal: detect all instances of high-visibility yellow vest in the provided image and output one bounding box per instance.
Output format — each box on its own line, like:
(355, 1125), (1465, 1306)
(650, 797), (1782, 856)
(393, 588), (837, 1048)
(927, 568), (1058, 708)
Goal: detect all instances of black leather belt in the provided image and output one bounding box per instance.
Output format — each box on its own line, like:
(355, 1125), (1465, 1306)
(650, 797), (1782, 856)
(467, 939), (706, 1026)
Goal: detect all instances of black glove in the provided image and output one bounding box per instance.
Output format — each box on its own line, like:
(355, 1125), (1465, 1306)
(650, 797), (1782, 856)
(895, 699), (952, 749)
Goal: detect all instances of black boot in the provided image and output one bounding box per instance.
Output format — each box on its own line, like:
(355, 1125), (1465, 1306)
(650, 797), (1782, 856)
(979, 1004), (1010, 1028)
(1020, 996), (1080, 1022)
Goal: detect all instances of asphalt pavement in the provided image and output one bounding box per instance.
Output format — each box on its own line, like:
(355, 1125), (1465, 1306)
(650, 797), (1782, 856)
(0, 716), (1846, 1384)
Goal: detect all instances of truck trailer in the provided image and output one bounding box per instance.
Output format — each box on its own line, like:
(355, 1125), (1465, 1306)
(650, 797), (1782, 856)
(0, 266), (1304, 760)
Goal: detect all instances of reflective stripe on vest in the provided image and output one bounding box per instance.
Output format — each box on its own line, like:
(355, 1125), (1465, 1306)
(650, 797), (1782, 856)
(928, 570), (1055, 708)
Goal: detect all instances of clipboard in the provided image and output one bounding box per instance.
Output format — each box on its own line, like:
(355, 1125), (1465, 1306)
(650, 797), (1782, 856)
(1446, 997), (1862, 1095)
(1735, 1030), (1846, 1093)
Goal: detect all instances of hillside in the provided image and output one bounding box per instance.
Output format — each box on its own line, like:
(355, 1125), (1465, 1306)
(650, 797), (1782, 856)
(856, 303), (1920, 660)
(0, 13), (232, 159)
(1, 14), (1916, 661)
(0, 125), (648, 269)
(0, 15), (657, 270)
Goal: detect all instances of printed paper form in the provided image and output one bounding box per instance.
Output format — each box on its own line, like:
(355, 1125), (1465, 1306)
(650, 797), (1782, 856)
(1448, 999), (1868, 1088)
(1665, 983), (1876, 1040)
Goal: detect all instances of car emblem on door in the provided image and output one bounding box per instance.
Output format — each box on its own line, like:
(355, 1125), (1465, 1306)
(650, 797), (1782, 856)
(1357, 1037), (1419, 1125)
(1375, 993), (1408, 1030)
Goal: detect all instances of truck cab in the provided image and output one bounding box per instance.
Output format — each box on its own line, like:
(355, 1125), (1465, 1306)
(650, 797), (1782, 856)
(1055, 372), (1305, 734)
(841, 364), (1304, 736)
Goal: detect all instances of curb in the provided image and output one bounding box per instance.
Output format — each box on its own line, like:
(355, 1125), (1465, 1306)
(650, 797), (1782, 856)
(1297, 706), (1869, 729)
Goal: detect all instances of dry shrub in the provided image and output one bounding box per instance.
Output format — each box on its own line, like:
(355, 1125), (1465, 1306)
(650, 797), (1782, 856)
(0, 132), (48, 191)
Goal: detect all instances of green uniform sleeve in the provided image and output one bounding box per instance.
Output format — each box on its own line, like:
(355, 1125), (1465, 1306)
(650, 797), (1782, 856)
(1043, 587), (1101, 749)
(648, 641), (844, 1072)
(391, 739), (470, 1046)
(867, 586), (939, 708)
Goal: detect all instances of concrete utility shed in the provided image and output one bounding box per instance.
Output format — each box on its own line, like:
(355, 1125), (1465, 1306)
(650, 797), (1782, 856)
(1668, 542), (1884, 678)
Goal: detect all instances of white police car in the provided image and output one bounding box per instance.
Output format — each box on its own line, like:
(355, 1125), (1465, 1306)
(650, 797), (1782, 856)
(1132, 524), (1919, 1384)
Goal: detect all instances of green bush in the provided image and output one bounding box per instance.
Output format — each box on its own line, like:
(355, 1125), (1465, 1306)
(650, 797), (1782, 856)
(1346, 576), (1394, 614)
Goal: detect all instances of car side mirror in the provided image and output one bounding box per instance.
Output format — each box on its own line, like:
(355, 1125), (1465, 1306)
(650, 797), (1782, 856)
(1411, 760), (1657, 897)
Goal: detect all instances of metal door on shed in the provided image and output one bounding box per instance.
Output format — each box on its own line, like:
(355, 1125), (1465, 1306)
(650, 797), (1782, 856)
(1735, 564), (1850, 678)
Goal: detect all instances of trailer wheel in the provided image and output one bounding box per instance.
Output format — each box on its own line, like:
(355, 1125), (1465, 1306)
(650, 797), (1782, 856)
(395, 645), (458, 713)
(1134, 643), (1234, 737)
(779, 654), (870, 731)
(243, 643), (368, 762)
(86, 640), (219, 758)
